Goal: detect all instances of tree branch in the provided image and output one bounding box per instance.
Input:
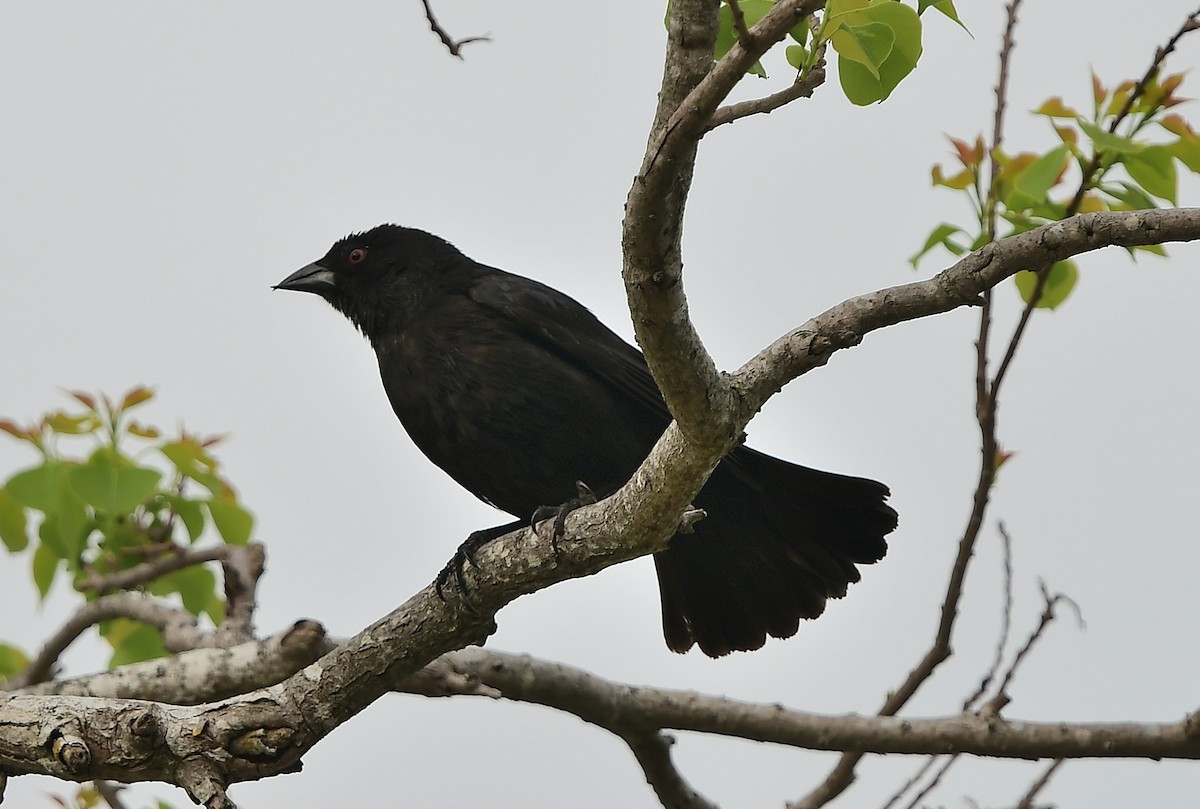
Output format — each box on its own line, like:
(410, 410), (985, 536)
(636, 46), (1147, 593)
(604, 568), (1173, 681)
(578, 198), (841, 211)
(77, 544), (234, 593)
(623, 0), (826, 446)
(7, 593), (206, 689)
(8, 645), (1200, 808)
(731, 209), (1200, 418)
(705, 58), (827, 131)
(418, 0), (490, 58)
(17, 621), (331, 704)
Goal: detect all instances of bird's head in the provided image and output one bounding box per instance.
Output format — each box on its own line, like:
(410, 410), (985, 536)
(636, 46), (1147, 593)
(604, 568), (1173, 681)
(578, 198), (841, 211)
(275, 224), (469, 343)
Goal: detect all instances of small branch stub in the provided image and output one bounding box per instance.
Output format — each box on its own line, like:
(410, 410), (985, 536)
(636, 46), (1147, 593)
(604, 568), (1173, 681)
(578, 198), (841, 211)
(51, 733), (90, 774)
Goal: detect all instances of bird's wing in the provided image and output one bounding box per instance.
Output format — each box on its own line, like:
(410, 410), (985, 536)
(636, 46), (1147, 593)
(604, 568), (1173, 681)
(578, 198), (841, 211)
(467, 268), (672, 423)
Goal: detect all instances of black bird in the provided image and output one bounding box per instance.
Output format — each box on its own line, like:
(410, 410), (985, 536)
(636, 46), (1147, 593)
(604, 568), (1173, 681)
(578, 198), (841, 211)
(276, 225), (897, 657)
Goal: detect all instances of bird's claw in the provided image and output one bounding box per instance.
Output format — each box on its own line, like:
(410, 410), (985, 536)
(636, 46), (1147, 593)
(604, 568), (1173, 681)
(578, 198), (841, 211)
(434, 531), (493, 616)
(531, 481), (597, 555)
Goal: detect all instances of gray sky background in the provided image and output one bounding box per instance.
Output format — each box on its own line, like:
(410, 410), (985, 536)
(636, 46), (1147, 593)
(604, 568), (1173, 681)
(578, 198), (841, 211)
(2, 2), (1199, 807)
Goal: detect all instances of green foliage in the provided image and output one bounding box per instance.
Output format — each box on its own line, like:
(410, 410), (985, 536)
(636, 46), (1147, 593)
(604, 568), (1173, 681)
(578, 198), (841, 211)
(0, 388), (256, 664)
(674, 0), (959, 104)
(0, 642), (30, 683)
(913, 68), (1200, 308)
(826, 0), (923, 104)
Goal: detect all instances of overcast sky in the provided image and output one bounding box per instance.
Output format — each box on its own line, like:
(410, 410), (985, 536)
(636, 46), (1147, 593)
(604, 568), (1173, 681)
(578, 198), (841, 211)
(2, 2), (1200, 807)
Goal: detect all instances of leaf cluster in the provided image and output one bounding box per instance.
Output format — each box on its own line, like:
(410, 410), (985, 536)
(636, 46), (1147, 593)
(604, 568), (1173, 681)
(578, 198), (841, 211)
(912, 69), (1198, 308)
(0, 389), (255, 674)
(703, 0), (962, 104)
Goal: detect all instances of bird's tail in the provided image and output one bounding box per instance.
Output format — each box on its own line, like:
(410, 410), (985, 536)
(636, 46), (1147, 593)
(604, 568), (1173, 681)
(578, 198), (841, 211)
(653, 446), (897, 657)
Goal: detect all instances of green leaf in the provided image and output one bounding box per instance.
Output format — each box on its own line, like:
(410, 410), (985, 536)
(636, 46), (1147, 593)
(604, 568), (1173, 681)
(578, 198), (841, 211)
(6, 463), (63, 511)
(0, 487), (29, 552)
(207, 497), (253, 545)
(785, 44), (807, 70)
(1007, 144), (1069, 210)
(918, 0), (967, 30)
(1014, 260), (1078, 310)
(831, 0), (923, 105)
(69, 455), (162, 515)
(714, 2), (768, 77)
(1078, 119), (1143, 155)
(169, 495), (207, 543)
(44, 411), (100, 435)
(103, 619), (169, 667)
(150, 564), (217, 618)
(22, 465), (89, 564)
(909, 223), (967, 267)
(33, 542), (61, 599)
(206, 591), (226, 625)
(160, 439), (231, 496)
(0, 643), (29, 681)
(1124, 145), (1177, 204)
(120, 386), (155, 411)
(1104, 180), (1158, 211)
(1032, 97), (1079, 118)
(832, 21), (893, 80)
(1130, 242), (1168, 257)
(1167, 135), (1200, 173)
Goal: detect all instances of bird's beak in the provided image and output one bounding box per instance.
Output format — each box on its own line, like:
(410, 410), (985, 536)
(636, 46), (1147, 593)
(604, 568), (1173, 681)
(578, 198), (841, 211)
(274, 263), (337, 295)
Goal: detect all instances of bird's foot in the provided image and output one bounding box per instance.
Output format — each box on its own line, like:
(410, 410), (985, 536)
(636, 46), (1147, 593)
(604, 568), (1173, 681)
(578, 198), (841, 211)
(531, 481), (597, 555)
(434, 520), (523, 612)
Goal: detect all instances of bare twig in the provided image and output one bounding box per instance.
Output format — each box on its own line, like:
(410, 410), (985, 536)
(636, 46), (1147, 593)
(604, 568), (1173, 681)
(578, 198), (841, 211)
(898, 755), (955, 809)
(77, 544), (233, 594)
(706, 58), (827, 131)
(728, 0), (754, 44)
(879, 756), (939, 809)
(623, 731), (720, 809)
(1015, 758), (1064, 809)
(963, 521), (1016, 711)
(982, 582), (1084, 715)
(419, 0), (490, 59)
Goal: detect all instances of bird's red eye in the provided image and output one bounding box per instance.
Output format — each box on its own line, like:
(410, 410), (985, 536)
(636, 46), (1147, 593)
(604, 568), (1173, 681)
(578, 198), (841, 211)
(347, 247), (368, 265)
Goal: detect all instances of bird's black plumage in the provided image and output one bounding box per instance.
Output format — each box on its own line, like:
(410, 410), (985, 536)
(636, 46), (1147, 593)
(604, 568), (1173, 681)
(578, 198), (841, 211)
(277, 224), (897, 656)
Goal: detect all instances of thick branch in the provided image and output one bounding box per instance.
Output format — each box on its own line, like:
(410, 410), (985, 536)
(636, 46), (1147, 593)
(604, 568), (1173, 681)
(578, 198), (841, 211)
(731, 209), (1200, 419)
(18, 621), (330, 705)
(7, 646), (1200, 808)
(623, 0), (826, 446)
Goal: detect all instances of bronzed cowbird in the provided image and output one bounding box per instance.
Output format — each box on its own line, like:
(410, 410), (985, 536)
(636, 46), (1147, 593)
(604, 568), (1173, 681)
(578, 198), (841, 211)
(276, 225), (897, 656)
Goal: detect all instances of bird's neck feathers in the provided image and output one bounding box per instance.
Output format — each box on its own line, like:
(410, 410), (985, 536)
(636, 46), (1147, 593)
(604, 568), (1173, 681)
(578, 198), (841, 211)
(335, 245), (478, 348)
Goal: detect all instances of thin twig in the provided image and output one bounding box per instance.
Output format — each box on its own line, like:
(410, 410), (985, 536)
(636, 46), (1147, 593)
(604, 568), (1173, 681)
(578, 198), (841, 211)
(77, 545), (233, 593)
(899, 755), (956, 809)
(963, 521), (1016, 711)
(706, 58), (827, 131)
(982, 582), (1084, 715)
(623, 731), (720, 809)
(419, 0), (491, 59)
(728, 0), (754, 44)
(1015, 758), (1064, 809)
(879, 756), (939, 809)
